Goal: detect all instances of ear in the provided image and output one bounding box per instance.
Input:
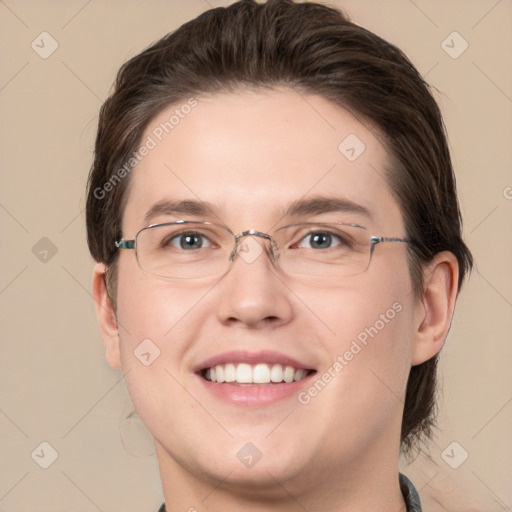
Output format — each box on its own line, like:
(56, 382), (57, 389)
(92, 263), (122, 369)
(411, 251), (459, 365)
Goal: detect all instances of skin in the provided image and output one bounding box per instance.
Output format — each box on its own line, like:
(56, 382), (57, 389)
(92, 88), (459, 512)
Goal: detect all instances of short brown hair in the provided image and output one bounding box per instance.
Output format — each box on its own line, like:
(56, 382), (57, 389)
(86, 0), (473, 454)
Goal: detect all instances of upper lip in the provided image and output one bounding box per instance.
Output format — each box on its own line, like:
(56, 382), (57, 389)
(193, 350), (315, 373)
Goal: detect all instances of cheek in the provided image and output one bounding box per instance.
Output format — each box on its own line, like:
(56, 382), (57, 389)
(113, 259), (213, 383)
(113, 269), (208, 436)
(293, 270), (413, 345)
(286, 278), (416, 461)
(294, 271), (415, 396)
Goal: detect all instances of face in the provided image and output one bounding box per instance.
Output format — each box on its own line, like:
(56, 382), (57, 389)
(105, 89), (423, 495)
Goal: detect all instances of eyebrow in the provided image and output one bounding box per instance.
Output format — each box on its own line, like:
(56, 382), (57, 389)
(144, 199), (221, 225)
(281, 195), (372, 220)
(143, 195), (372, 226)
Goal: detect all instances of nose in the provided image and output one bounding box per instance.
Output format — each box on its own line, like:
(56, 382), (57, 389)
(216, 233), (294, 329)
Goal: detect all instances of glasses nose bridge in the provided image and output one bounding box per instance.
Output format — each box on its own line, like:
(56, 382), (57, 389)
(230, 229), (277, 263)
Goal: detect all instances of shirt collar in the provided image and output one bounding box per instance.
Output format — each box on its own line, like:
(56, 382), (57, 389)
(399, 473), (423, 511)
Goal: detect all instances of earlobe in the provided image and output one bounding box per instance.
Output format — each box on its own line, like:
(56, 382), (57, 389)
(92, 263), (122, 369)
(411, 252), (459, 366)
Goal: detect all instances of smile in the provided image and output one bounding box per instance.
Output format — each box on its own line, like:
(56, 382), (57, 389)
(202, 363), (314, 384)
(194, 350), (317, 405)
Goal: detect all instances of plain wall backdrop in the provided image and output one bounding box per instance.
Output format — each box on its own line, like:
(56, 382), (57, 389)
(1, 1), (511, 511)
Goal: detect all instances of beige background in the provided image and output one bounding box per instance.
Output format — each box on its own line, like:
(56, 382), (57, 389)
(1, 0), (511, 511)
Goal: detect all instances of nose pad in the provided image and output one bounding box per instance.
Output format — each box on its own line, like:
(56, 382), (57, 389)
(230, 231), (277, 266)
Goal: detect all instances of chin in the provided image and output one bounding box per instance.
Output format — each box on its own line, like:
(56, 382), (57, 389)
(203, 456), (310, 499)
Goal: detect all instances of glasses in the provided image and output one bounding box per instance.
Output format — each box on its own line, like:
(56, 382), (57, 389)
(115, 220), (410, 281)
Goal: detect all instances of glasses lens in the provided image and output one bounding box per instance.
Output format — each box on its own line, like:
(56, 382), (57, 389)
(133, 221), (372, 280)
(136, 222), (232, 279)
(275, 222), (371, 277)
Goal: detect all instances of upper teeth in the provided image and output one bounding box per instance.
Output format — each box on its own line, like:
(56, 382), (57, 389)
(204, 363), (309, 384)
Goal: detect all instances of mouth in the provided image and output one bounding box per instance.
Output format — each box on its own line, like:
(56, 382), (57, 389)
(193, 350), (317, 405)
(200, 363), (316, 385)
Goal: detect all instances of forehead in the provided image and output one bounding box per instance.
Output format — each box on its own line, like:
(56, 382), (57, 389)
(122, 88), (403, 234)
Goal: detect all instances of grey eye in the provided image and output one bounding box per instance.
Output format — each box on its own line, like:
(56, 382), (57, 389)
(297, 231), (343, 249)
(166, 231), (213, 250)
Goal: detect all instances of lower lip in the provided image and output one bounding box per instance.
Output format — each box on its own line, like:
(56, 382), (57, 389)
(196, 373), (315, 407)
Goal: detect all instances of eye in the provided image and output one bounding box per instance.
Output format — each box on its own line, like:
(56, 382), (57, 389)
(165, 231), (215, 250)
(297, 231), (344, 250)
